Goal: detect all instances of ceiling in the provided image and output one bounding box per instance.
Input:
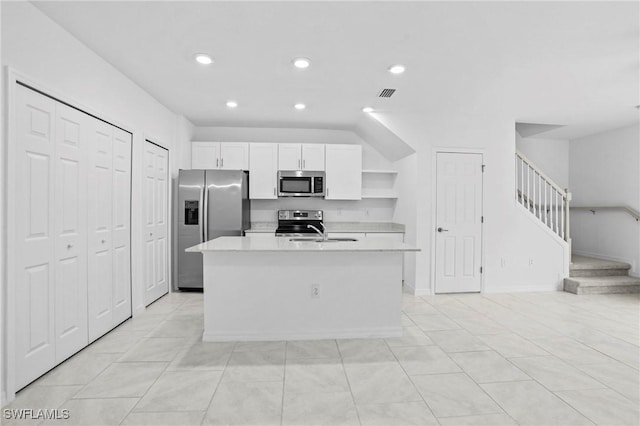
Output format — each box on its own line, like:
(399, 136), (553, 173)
(32, 1), (639, 140)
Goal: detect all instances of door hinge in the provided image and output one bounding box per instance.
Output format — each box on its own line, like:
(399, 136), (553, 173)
(481, 164), (486, 172)
(480, 266), (483, 273)
(481, 216), (484, 223)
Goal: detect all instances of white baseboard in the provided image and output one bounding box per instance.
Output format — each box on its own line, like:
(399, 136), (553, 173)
(403, 281), (432, 296)
(132, 303), (146, 318)
(203, 327), (403, 342)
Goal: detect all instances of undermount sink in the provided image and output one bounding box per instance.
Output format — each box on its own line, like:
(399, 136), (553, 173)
(289, 238), (358, 243)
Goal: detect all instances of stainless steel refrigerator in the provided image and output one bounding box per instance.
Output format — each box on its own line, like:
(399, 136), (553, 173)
(176, 169), (250, 289)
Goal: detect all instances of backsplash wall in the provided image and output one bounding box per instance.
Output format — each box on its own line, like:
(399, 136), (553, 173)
(251, 198), (397, 223)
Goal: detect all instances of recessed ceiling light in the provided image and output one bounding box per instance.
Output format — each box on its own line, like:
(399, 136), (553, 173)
(194, 54), (213, 65)
(362, 107), (374, 113)
(226, 101), (238, 108)
(388, 64), (405, 74)
(294, 103), (306, 110)
(293, 58), (311, 69)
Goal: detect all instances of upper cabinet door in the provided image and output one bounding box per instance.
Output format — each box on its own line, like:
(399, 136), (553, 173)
(220, 142), (249, 170)
(249, 143), (278, 199)
(192, 142), (219, 169)
(301, 144), (325, 171)
(325, 144), (362, 200)
(278, 143), (302, 170)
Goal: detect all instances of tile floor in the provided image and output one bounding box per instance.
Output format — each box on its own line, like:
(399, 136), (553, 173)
(3, 290), (639, 425)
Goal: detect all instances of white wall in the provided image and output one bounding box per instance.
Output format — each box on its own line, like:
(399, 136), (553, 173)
(375, 110), (568, 295)
(193, 126), (396, 223)
(516, 134), (570, 189)
(1, 1), (194, 403)
(569, 124), (640, 275)
(392, 153), (418, 289)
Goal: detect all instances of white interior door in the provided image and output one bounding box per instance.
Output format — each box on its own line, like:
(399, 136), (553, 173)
(54, 102), (89, 362)
(435, 152), (483, 293)
(144, 141), (169, 306)
(112, 128), (132, 324)
(14, 85), (57, 389)
(88, 121), (114, 341)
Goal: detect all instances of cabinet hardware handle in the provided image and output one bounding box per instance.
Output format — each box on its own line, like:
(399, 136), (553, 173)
(303, 160), (306, 169)
(298, 159), (301, 169)
(273, 187), (276, 196)
(150, 232), (153, 237)
(67, 244), (72, 249)
(216, 158), (219, 168)
(221, 158), (224, 168)
(101, 239), (106, 244)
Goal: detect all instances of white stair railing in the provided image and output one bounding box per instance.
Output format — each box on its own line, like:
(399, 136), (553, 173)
(515, 151), (571, 243)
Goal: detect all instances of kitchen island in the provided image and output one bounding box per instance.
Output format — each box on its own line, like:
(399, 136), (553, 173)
(186, 236), (420, 341)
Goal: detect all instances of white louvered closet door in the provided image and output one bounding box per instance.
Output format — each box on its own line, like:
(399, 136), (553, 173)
(14, 85), (57, 389)
(143, 141), (169, 306)
(54, 103), (89, 362)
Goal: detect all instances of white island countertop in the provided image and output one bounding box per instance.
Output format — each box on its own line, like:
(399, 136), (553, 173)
(186, 236), (420, 253)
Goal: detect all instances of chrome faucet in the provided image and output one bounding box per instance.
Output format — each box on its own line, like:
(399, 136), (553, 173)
(307, 223), (326, 241)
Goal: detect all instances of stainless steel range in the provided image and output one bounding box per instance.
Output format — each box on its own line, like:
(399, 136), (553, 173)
(275, 210), (323, 237)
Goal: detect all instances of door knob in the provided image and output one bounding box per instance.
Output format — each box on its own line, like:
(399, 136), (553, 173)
(437, 227), (449, 232)
(101, 239), (106, 244)
(67, 244), (72, 249)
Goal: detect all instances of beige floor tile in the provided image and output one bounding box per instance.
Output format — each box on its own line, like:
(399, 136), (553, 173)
(450, 351), (530, 383)
(510, 356), (606, 391)
(148, 320), (203, 338)
(357, 401), (438, 425)
(73, 362), (167, 399)
(576, 361), (640, 402)
(34, 352), (121, 386)
(531, 336), (617, 365)
(408, 314), (461, 332)
(233, 340), (286, 353)
(344, 362), (422, 405)
(118, 338), (187, 362)
(121, 411), (205, 426)
(401, 302), (439, 315)
(222, 350), (285, 382)
(40, 397), (138, 426)
(134, 370), (221, 412)
(453, 316), (507, 335)
(86, 330), (148, 354)
(390, 345), (461, 375)
(284, 357), (350, 395)
(477, 333), (549, 358)
(437, 413), (517, 425)
(555, 388), (640, 426)
(481, 380), (593, 425)
(338, 339), (397, 363)
(204, 381), (282, 425)
(167, 341), (234, 371)
(411, 373), (501, 417)
(427, 329), (490, 353)
(385, 326), (434, 347)
(286, 339), (339, 359)
(282, 391), (359, 425)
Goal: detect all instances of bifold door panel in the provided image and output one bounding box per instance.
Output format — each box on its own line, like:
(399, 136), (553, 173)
(14, 84), (132, 389)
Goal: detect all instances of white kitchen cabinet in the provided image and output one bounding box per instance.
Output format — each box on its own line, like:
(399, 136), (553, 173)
(249, 143), (278, 199)
(13, 85), (132, 389)
(278, 143), (325, 171)
(325, 144), (362, 200)
(191, 142), (248, 170)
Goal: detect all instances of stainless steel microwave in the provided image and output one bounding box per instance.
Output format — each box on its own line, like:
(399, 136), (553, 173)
(278, 171), (325, 197)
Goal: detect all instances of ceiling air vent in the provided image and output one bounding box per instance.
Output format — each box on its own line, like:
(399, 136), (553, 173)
(378, 88), (396, 98)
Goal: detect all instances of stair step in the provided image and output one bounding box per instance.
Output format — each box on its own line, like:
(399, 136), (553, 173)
(564, 276), (640, 295)
(569, 256), (631, 277)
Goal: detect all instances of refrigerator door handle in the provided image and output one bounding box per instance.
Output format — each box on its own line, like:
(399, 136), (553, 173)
(203, 184), (209, 242)
(198, 185), (205, 243)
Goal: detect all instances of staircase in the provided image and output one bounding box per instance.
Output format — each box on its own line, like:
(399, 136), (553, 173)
(564, 256), (640, 294)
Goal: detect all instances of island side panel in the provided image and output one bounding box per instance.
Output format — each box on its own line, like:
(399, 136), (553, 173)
(201, 251), (403, 341)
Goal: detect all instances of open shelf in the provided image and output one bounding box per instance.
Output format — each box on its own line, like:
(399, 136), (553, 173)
(362, 169), (399, 174)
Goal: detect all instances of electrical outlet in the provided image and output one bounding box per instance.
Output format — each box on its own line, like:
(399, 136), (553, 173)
(311, 284), (320, 299)
(529, 257), (534, 266)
